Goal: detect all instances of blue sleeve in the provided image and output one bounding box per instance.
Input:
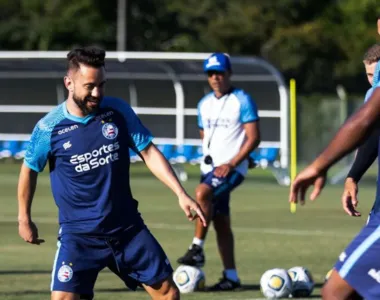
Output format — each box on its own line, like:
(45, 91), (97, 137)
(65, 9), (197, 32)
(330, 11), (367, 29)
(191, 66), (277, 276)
(197, 102), (203, 129)
(238, 93), (259, 123)
(364, 88), (373, 103)
(24, 121), (51, 172)
(105, 97), (153, 152)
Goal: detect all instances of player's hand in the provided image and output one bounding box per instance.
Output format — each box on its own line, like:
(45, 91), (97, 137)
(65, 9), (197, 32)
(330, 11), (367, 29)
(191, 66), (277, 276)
(342, 178), (361, 217)
(289, 165), (326, 205)
(213, 163), (233, 177)
(18, 220), (45, 245)
(178, 192), (207, 227)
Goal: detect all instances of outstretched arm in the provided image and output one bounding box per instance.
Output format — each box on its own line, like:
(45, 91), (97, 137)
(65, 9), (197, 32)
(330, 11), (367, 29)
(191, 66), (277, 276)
(139, 143), (207, 227)
(290, 87), (380, 204)
(311, 87), (380, 173)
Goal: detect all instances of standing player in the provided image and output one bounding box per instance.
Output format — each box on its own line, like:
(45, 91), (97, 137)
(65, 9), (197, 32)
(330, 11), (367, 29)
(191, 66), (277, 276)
(289, 61), (380, 299)
(17, 46), (206, 300)
(342, 44), (380, 217)
(177, 53), (261, 291)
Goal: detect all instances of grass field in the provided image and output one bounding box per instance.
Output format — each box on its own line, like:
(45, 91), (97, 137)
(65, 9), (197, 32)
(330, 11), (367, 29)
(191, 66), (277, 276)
(0, 162), (377, 300)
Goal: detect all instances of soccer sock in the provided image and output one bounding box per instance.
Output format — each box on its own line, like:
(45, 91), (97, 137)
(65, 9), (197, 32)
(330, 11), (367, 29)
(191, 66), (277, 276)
(191, 237), (204, 248)
(224, 269), (239, 282)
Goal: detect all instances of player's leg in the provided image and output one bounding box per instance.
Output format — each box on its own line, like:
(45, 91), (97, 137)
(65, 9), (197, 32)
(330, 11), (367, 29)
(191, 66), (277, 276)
(327, 220), (380, 300)
(207, 194), (241, 291)
(111, 227), (178, 299)
(50, 234), (109, 300)
(177, 171), (244, 268)
(177, 172), (214, 267)
(143, 276), (180, 300)
(321, 269), (362, 300)
(194, 183), (214, 241)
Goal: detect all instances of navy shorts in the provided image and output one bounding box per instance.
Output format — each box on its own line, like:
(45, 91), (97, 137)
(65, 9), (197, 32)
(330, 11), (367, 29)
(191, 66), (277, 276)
(200, 169), (244, 216)
(50, 227), (173, 299)
(334, 217), (380, 300)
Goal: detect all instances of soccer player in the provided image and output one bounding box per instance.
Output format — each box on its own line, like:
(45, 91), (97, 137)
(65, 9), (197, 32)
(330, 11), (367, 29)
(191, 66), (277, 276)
(177, 53), (261, 291)
(289, 61), (380, 299)
(342, 44), (380, 217)
(17, 46), (206, 300)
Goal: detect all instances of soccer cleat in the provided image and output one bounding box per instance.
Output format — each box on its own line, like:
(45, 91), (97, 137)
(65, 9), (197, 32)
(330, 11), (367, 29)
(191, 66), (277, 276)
(177, 244), (205, 267)
(207, 272), (242, 291)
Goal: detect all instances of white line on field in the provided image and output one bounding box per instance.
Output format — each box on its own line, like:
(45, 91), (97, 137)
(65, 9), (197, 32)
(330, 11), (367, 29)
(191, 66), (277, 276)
(148, 222), (352, 238)
(0, 216), (353, 238)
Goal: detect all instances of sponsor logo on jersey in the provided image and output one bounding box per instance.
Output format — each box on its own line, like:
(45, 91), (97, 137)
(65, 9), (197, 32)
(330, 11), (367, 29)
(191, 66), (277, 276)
(96, 111), (114, 121)
(70, 142), (120, 172)
(58, 125), (79, 135)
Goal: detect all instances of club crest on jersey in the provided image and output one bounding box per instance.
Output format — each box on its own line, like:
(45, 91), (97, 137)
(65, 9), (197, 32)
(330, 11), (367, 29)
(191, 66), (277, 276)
(57, 264), (73, 282)
(102, 122), (118, 140)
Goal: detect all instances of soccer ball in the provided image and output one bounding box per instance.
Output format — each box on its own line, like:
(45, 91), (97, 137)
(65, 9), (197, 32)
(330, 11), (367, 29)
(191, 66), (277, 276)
(173, 265), (205, 293)
(287, 266), (314, 297)
(260, 268), (293, 299)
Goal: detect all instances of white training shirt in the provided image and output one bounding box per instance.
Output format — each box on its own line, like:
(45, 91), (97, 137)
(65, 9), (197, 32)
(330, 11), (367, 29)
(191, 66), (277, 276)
(197, 88), (259, 176)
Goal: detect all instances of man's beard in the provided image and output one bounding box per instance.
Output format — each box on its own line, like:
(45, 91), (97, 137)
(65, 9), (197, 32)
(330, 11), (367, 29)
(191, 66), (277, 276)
(73, 94), (101, 115)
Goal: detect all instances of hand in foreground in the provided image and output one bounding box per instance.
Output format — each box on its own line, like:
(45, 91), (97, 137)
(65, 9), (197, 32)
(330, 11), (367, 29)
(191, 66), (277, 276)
(341, 178), (361, 217)
(213, 163), (233, 177)
(178, 193), (207, 227)
(289, 165), (326, 205)
(18, 220), (45, 245)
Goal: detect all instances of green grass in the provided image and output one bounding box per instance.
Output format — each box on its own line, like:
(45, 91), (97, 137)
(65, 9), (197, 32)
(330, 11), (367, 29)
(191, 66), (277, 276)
(0, 162), (377, 299)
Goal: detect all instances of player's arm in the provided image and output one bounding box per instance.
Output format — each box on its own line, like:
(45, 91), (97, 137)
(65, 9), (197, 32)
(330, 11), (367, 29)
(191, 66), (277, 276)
(18, 164), (38, 224)
(346, 125), (379, 183)
(112, 98), (207, 226)
(310, 87), (380, 173)
(290, 87), (380, 204)
(140, 143), (206, 226)
(229, 121), (260, 168)
(18, 121), (50, 244)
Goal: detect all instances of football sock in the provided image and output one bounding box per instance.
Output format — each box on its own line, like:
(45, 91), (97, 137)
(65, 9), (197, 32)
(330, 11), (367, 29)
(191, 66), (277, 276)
(225, 269), (239, 282)
(191, 237), (204, 248)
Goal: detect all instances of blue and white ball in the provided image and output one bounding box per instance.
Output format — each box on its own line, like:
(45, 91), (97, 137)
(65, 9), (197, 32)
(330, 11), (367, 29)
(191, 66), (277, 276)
(260, 268), (293, 299)
(287, 266), (314, 297)
(173, 265), (205, 293)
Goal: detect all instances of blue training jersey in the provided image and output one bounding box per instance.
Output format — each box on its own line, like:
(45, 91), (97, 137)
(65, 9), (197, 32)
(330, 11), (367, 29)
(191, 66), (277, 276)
(24, 97), (153, 236)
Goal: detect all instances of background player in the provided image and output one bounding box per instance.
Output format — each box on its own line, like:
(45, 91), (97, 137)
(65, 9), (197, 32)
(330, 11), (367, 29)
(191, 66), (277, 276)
(289, 61), (380, 300)
(343, 43), (380, 217)
(177, 52), (261, 291)
(17, 46), (206, 300)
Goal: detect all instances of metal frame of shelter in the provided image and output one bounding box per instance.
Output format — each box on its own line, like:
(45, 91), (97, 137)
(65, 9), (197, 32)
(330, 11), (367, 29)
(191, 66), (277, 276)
(0, 51), (289, 170)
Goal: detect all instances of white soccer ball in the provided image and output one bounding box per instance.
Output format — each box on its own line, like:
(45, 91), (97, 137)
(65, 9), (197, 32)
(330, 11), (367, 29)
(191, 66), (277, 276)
(173, 265), (205, 293)
(288, 266), (314, 298)
(260, 268), (293, 299)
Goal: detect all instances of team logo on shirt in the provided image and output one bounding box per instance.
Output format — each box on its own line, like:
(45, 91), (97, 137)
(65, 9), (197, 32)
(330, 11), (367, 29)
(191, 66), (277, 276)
(57, 264), (73, 283)
(102, 122), (118, 140)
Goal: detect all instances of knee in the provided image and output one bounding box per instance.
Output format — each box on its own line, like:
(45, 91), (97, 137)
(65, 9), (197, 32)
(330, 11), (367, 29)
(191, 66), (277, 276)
(162, 285), (180, 300)
(195, 185), (212, 204)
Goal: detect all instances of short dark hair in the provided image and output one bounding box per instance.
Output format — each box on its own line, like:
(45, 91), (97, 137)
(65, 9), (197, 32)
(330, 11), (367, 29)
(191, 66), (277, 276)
(67, 46), (106, 71)
(363, 43), (380, 64)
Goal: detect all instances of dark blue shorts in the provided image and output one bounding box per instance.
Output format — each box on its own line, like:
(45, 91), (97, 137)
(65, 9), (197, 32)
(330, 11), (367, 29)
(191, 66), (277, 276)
(334, 218), (380, 300)
(50, 227), (173, 298)
(200, 169), (244, 216)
